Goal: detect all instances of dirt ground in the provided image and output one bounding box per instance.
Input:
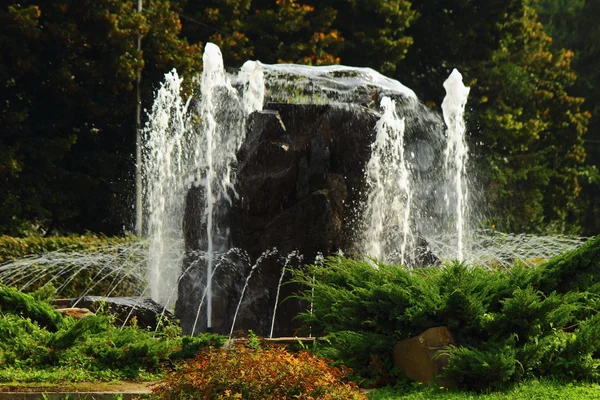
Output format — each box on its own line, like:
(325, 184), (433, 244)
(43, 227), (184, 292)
(0, 381), (156, 393)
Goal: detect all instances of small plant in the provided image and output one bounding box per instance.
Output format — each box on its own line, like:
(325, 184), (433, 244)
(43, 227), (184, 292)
(152, 344), (367, 399)
(246, 329), (260, 350)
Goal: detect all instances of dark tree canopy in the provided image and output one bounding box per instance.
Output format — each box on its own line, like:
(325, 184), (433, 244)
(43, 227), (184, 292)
(0, 0), (202, 235)
(0, 0), (597, 236)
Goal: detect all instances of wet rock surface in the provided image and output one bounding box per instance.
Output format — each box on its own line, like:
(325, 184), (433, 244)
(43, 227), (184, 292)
(68, 296), (174, 330)
(177, 102), (438, 336)
(233, 103), (379, 260)
(178, 103), (378, 336)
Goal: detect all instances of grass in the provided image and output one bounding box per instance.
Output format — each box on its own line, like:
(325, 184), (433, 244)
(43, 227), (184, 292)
(367, 379), (600, 399)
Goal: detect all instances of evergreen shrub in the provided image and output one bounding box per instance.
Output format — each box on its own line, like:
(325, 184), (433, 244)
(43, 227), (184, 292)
(293, 235), (600, 390)
(0, 283), (225, 382)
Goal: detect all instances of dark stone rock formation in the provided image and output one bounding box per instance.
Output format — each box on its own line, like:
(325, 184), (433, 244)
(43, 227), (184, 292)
(177, 102), (439, 336)
(69, 296), (174, 330)
(233, 103), (380, 258)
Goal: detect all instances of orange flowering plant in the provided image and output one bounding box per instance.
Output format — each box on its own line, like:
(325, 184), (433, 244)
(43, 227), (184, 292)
(152, 343), (367, 399)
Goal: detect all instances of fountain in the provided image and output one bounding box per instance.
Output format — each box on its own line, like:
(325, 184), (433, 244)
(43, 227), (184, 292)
(0, 42), (587, 338)
(442, 69), (471, 261)
(141, 42), (472, 335)
(362, 97), (413, 265)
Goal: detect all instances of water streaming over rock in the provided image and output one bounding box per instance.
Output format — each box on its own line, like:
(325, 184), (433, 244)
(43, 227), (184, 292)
(143, 43), (264, 327)
(362, 97), (413, 264)
(0, 43), (589, 338)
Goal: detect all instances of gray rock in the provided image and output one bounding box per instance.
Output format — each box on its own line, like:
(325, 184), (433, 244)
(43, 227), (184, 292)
(70, 296), (174, 330)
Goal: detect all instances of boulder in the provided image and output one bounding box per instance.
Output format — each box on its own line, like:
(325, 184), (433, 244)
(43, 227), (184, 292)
(393, 326), (455, 386)
(179, 103), (379, 336)
(70, 296), (175, 330)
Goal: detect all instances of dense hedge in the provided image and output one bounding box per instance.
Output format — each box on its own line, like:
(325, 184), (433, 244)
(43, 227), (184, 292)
(294, 236), (600, 390)
(0, 235), (146, 298)
(0, 235), (138, 263)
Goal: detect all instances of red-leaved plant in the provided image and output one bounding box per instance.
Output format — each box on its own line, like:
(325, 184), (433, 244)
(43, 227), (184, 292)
(152, 344), (367, 399)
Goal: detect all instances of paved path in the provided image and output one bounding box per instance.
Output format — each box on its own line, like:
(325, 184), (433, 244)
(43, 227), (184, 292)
(0, 381), (154, 399)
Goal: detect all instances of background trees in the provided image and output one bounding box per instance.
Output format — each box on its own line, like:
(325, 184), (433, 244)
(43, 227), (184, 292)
(0, 0), (597, 236)
(534, 0), (600, 235)
(398, 0), (591, 233)
(472, 5), (589, 232)
(0, 0), (201, 235)
(180, 0), (343, 66)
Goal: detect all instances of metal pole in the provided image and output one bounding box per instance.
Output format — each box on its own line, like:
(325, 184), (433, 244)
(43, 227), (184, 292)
(135, 0), (143, 236)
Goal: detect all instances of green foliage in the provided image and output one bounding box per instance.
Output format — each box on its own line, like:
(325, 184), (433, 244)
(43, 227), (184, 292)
(399, 0), (591, 233)
(368, 379), (600, 400)
(0, 235), (146, 298)
(0, 235), (137, 263)
(0, 282), (225, 382)
(152, 343), (367, 399)
(0, 0), (202, 236)
(295, 237), (600, 390)
(168, 333), (226, 362)
(314, 331), (398, 387)
(182, 0), (343, 67)
(0, 284), (64, 331)
(441, 342), (518, 391)
(526, 234), (600, 294)
(402, 0), (521, 103)
(1, 0), (596, 235)
(306, 0), (417, 75)
(470, 4), (590, 233)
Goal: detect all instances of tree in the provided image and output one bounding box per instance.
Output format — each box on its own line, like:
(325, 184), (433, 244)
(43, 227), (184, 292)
(398, 0), (590, 233)
(533, 0), (584, 51)
(0, 0), (202, 235)
(471, 4), (590, 232)
(528, 0), (600, 235)
(401, 0), (522, 105)
(181, 0), (343, 66)
(296, 0), (416, 75)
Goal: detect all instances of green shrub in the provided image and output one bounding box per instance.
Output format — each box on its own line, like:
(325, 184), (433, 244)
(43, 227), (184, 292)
(50, 315), (111, 349)
(528, 234), (600, 294)
(314, 331), (398, 387)
(169, 333), (226, 361)
(293, 256), (443, 338)
(152, 344), (367, 399)
(440, 342), (518, 391)
(293, 236), (600, 390)
(0, 282), (225, 382)
(0, 284), (64, 331)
